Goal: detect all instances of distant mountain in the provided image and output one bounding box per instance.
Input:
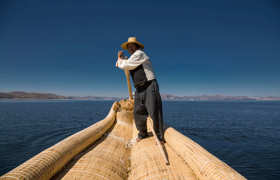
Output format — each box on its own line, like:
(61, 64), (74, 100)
(67, 96), (121, 100)
(0, 91), (120, 100)
(160, 94), (280, 101)
(0, 91), (67, 99)
(0, 91), (279, 101)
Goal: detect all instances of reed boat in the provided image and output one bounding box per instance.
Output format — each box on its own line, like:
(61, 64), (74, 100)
(0, 99), (247, 180)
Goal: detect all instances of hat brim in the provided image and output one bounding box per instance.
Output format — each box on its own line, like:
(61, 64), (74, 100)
(121, 41), (144, 50)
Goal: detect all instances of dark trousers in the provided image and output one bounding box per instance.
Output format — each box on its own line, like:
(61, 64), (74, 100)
(134, 79), (164, 141)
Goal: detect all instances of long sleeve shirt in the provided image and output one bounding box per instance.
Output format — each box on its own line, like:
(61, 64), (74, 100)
(116, 49), (156, 81)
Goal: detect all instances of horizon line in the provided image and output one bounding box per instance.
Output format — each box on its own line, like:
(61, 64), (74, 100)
(1, 90), (279, 98)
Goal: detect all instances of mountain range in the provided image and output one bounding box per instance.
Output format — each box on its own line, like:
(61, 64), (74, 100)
(1, 91), (280, 101)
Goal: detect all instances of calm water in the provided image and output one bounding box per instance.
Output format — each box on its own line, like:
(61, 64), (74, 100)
(0, 100), (279, 179)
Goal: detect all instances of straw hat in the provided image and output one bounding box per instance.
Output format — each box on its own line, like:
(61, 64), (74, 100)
(121, 37), (144, 50)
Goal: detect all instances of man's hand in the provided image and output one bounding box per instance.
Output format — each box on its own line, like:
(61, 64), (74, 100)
(116, 50), (123, 68)
(118, 50), (124, 58)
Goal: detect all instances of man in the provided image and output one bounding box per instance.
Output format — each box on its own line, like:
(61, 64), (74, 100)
(116, 37), (165, 143)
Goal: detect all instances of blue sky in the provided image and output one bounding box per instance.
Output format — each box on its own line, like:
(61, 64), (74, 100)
(0, 0), (279, 97)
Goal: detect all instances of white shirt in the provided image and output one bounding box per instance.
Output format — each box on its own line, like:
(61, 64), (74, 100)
(116, 49), (156, 81)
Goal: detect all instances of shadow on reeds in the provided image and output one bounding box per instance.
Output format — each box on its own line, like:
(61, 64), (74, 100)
(162, 125), (170, 165)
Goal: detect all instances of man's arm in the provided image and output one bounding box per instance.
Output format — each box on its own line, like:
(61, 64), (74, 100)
(116, 50), (149, 70)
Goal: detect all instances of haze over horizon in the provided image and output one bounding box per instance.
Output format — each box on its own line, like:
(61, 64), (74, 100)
(1, 0), (280, 97)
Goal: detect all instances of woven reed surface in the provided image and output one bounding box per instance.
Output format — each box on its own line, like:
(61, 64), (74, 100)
(128, 117), (198, 180)
(165, 127), (247, 180)
(51, 100), (134, 180)
(51, 99), (198, 180)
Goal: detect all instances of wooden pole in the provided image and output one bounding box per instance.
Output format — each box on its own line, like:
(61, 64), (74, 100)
(148, 116), (169, 165)
(122, 68), (168, 164)
(124, 69), (133, 100)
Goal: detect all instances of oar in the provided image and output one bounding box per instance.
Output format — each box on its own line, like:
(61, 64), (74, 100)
(122, 68), (169, 165)
(124, 69), (133, 100)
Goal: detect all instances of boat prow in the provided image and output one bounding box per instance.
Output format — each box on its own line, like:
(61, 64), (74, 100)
(0, 99), (247, 180)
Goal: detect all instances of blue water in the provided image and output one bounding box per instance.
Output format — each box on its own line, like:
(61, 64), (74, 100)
(0, 100), (279, 179)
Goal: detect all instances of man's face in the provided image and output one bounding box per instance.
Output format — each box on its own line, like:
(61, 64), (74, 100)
(127, 43), (139, 54)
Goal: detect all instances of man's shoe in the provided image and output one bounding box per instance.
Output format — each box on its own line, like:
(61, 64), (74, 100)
(136, 133), (148, 142)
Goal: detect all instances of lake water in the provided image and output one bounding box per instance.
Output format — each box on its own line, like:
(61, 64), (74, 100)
(0, 100), (279, 179)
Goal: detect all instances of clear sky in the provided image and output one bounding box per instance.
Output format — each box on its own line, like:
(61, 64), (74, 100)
(1, 0), (279, 97)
